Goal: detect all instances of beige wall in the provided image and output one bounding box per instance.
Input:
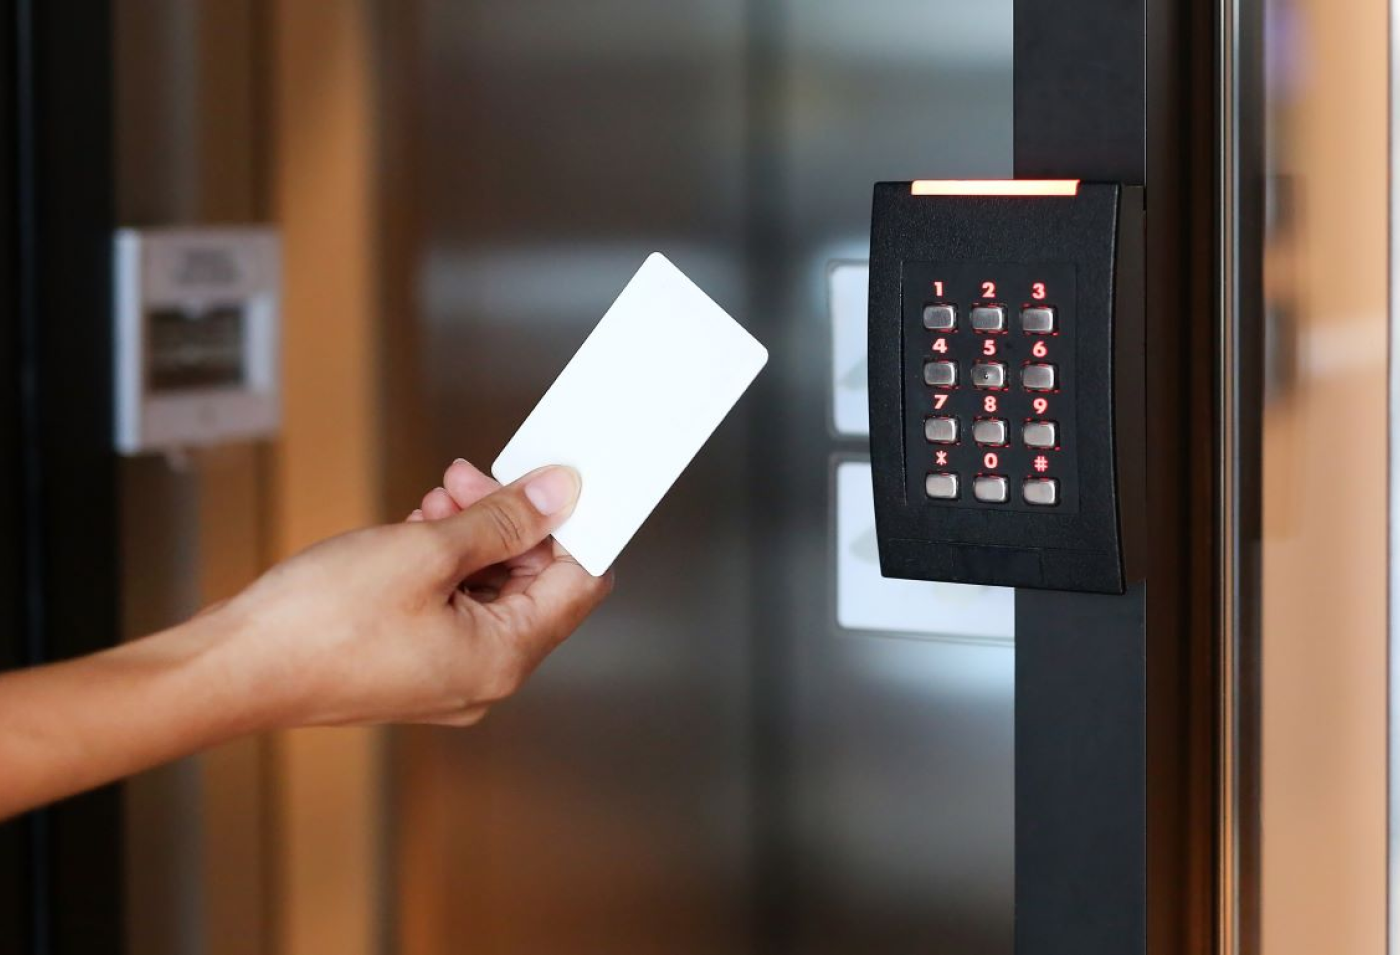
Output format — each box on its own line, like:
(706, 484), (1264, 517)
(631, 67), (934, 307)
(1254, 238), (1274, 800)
(1259, 0), (1389, 950)
(269, 3), (387, 954)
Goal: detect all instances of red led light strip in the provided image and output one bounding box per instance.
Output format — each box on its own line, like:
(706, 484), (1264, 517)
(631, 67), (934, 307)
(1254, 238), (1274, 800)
(910, 179), (1081, 197)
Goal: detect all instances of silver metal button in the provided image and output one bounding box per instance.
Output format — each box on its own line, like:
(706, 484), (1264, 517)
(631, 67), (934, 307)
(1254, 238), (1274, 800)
(970, 305), (1007, 332)
(972, 418), (1008, 445)
(1022, 421), (1058, 448)
(923, 304), (957, 331)
(973, 475), (1009, 503)
(1021, 306), (1057, 333)
(925, 472), (959, 500)
(1022, 363), (1057, 391)
(924, 416), (959, 444)
(1023, 477), (1059, 506)
(971, 362), (1006, 389)
(923, 360), (957, 387)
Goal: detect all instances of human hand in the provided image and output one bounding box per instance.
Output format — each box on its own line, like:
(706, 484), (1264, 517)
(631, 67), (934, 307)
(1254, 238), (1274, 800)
(219, 460), (612, 728)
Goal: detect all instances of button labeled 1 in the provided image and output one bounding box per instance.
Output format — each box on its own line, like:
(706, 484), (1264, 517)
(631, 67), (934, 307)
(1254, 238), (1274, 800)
(923, 304), (957, 331)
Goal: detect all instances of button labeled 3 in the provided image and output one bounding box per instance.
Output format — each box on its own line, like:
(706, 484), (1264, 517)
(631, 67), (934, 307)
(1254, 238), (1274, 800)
(1021, 306), (1056, 333)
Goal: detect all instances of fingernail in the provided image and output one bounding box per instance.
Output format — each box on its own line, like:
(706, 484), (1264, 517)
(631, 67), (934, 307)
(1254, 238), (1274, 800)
(523, 467), (580, 516)
(453, 457), (467, 465)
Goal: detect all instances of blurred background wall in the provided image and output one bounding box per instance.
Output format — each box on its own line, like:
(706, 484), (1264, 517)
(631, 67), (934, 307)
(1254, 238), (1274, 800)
(112, 2), (1017, 953)
(115, 3), (387, 954)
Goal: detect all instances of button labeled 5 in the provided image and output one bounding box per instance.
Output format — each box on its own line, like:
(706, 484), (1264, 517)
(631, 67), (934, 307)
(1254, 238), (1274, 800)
(971, 362), (1007, 389)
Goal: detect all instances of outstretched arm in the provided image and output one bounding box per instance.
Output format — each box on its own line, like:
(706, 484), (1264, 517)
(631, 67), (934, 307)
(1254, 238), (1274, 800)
(0, 461), (611, 819)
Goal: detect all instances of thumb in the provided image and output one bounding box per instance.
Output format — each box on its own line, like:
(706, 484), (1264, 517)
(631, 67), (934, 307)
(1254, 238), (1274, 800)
(429, 466), (580, 581)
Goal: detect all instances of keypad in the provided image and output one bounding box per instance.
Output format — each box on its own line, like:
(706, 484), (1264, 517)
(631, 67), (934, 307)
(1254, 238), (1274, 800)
(904, 264), (1077, 513)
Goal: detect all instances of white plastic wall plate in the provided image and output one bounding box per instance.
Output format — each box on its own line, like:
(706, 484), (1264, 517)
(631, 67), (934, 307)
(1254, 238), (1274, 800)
(828, 260), (871, 437)
(834, 459), (1014, 642)
(114, 227), (281, 454)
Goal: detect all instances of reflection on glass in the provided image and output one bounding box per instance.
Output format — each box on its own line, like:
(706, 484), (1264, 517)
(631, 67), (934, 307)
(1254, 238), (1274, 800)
(1259, 0), (1388, 950)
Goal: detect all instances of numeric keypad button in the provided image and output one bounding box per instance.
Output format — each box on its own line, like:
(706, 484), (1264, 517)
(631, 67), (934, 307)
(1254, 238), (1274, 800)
(973, 475), (1009, 503)
(923, 304), (957, 331)
(925, 473), (960, 500)
(1023, 478), (1059, 506)
(924, 416), (959, 444)
(1022, 421), (1058, 448)
(972, 418), (1008, 446)
(971, 362), (1007, 389)
(1022, 363), (1057, 391)
(970, 305), (1007, 332)
(923, 360), (957, 387)
(1021, 306), (1057, 333)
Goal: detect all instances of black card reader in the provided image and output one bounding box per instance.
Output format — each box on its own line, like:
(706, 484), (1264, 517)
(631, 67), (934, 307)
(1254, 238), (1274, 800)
(867, 180), (1145, 594)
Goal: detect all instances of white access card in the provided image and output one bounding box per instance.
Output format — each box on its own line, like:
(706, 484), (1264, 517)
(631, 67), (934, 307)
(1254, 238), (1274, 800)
(491, 252), (768, 575)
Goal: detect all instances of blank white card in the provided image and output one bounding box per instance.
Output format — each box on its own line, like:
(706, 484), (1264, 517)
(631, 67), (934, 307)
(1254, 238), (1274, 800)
(492, 253), (768, 575)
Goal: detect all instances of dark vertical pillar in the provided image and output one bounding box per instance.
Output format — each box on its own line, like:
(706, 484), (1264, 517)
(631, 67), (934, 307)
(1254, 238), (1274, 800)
(1013, 1), (1218, 953)
(2, 1), (123, 953)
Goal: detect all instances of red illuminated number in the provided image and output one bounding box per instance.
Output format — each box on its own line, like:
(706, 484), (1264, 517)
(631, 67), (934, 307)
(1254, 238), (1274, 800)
(983, 395), (998, 413)
(933, 393), (949, 410)
(932, 338), (949, 354)
(1032, 340), (1048, 358)
(981, 281), (997, 298)
(1033, 397), (1049, 415)
(1032, 282), (1047, 300)
(984, 452), (1000, 469)
(933, 281), (945, 297)
(982, 339), (997, 356)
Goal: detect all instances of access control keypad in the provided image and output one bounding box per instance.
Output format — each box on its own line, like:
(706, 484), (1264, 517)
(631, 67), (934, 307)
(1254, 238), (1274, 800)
(902, 263), (1078, 514)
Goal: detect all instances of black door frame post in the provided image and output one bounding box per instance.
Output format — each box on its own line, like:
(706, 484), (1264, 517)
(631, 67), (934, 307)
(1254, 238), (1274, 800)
(1, 2), (124, 953)
(1013, 0), (1232, 952)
